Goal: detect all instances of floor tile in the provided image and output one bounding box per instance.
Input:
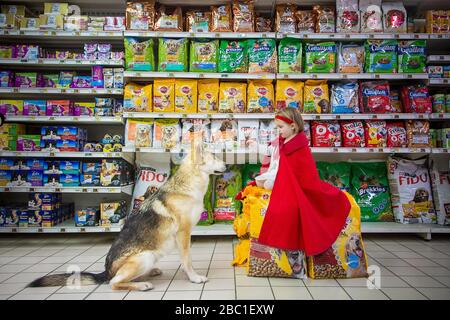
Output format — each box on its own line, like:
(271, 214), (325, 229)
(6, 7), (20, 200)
(236, 286), (274, 300)
(434, 259), (450, 268)
(303, 278), (340, 287)
(434, 276), (450, 287)
(343, 287), (389, 300)
(337, 278), (373, 287)
(381, 288), (428, 300)
(4, 272), (48, 284)
(150, 269), (178, 281)
(18, 286), (61, 295)
(167, 279), (205, 291)
(204, 278), (235, 290)
(379, 276), (411, 288)
(0, 295), (11, 300)
(401, 276), (446, 288)
(56, 285), (99, 294)
(0, 273), (15, 282)
(47, 293), (89, 300)
(163, 291), (202, 300)
(201, 290), (236, 300)
(9, 294), (51, 300)
(212, 253), (234, 261)
(0, 264), (31, 273)
(174, 269), (207, 281)
(236, 275), (270, 287)
(416, 267), (450, 277)
(24, 263), (60, 273)
(308, 287), (351, 300)
(40, 256), (73, 264)
(272, 286), (312, 300)
(403, 259), (440, 268)
(234, 267), (247, 275)
(154, 261), (181, 269)
(69, 256), (100, 263)
(394, 252), (425, 259)
(207, 268), (234, 279)
(8, 256), (46, 265)
(209, 260), (233, 269)
(0, 257), (18, 264)
(269, 278), (305, 287)
(389, 266), (427, 276)
(369, 251), (398, 259)
(0, 283), (27, 295)
(85, 292), (128, 300)
(375, 258), (412, 267)
(124, 291), (164, 300)
(419, 252), (449, 259)
(416, 288), (450, 300)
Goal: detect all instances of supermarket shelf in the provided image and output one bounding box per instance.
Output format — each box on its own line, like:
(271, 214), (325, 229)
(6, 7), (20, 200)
(277, 73), (429, 80)
(428, 78), (450, 86)
(124, 71), (276, 80)
(429, 113), (450, 120)
(5, 115), (123, 124)
(192, 224), (236, 236)
(431, 148), (449, 154)
(0, 185), (134, 195)
(0, 220), (122, 234)
(0, 150), (132, 161)
(427, 55), (450, 63)
(123, 31), (277, 39)
(361, 222), (431, 234)
(0, 58), (124, 67)
(276, 33), (437, 40)
(0, 88), (123, 95)
(430, 225), (450, 234)
(0, 30), (124, 40)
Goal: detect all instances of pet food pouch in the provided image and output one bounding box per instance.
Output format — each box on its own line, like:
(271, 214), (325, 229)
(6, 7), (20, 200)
(158, 38), (188, 72)
(387, 157), (435, 224)
(387, 122), (407, 148)
(275, 4), (297, 33)
(382, 2), (407, 33)
(311, 121), (342, 147)
(124, 37), (154, 71)
(186, 10), (211, 32)
(153, 79), (175, 112)
(351, 162), (393, 222)
(256, 15), (272, 32)
(317, 162), (352, 191)
(190, 39), (219, 73)
(238, 120), (259, 151)
(214, 165), (242, 223)
(275, 80), (304, 110)
(125, 1), (155, 31)
(365, 40), (398, 73)
(242, 164), (262, 186)
(400, 85), (432, 114)
(154, 6), (182, 31)
(198, 79), (219, 113)
(232, 0), (255, 32)
(360, 81), (393, 113)
(211, 4), (232, 32)
(341, 121), (365, 147)
(278, 38), (302, 73)
(336, 0), (360, 33)
(210, 120), (238, 151)
(364, 120), (387, 147)
(219, 82), (247, 113)
(153, 119), (180, 150)
(338, 43), (365, 73)
(304, 80), (330, 113)
(406, 120), (430, 148)
(124, 83), (152, 112)
(390, 89), (403, 112)
(360, 0), (383, 33)
(313, 5), (336, 33)
(304, 42), (336, 73)
(430, 160), (450, 226)
(398, 40), (426, 73)
(125, 119), (153, 148)
(258, 120), (277, 152)
(247, 80), (274, 113)
(175, 79), (198, 113)
(218, 40), (248, 73)
(331, 81), (360, 113)
(304, 122), (311, 146)
(181, 119), (211, 148)
(248, 39), (277, 74)
(296, 10), (315, 33)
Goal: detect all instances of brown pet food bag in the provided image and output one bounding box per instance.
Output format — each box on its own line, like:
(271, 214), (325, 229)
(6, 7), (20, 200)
(406, 120), (430, 148)
(275, 3), (297, 33)
(296, 10), (316, 33)
(186, 10), (211, 33)
(211, 4), (232, 32)
(313, 5), (336, 33)
(126, 1), (155, 31)
(233, 0), (255, 32)
(154, 5), (182, 31)
(256, 15), (272, 32)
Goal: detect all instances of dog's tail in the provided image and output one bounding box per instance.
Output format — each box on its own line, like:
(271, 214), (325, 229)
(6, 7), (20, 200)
(28, 271), (107, 288)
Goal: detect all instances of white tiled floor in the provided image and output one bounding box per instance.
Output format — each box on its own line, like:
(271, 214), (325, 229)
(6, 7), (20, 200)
(0, 234), (450, 300)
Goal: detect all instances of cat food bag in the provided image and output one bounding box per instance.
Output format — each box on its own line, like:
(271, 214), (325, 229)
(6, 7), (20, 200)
(387, 157), (435, 224)
(364, 120), (387, 147)
(124, 83), (152, 112)
(218, 40), (249, 73)
(430, 160), (450, 226)
(126, 1), (155, 31)
(153, 79), (175, 112)
(317, 162), (352, 191)
(341, 121), (365, 147)
(304, 80), (330, 113)
(360, 81), (393, 113)
(304, 42), (336, 73)
(275, 80), (304, 110)
(258, 120), (277, 152)
(336, 0), (360, 33)
(232, 0), (255, 32)
(400, 85), (432, 114)
(360, 0), (383, 33)
(219, 82), (247, 113)
(295, 10), (315, 33)
(278, 38), (302, 73)
(338, 43), (365, 73)
(351, 162), (393, 222)
(158, 38), (188, 72)
(387, 122), (407, 148)
(238, 120), (259, 151)
(256, 15), (272, 32)
(198, 79), (219, 113)
(154, 5), (182, 31)
(248, 39), (277, 74)
(275, 3), (297, 33)
(214, 165), (242, 223)
(124, 37), (154, 71)
(405, 120), (430, 148)
(175, 79), (197, 113)
(331, 81), (360, 113)
(398, 40), (426, 73)
(186, 10), (211, 32)
(153, 119), (181, 150)
(247, 80), (275, 113)
(313, 6), (336, 33)
(210, 119), (238, 151)
(211, 4), (232, 32)
(125, 119), (153, 148)
(181, 119), (211, 148)
(311, 121), (342, 147)
(365, 40), (398, 73)
(190, 39), (219, 73)
(382, 2), (407, 33)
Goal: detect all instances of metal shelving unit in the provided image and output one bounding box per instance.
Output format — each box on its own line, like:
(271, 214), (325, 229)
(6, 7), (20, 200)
(0, 185), (134, 195)
(5, 115), (123, 124)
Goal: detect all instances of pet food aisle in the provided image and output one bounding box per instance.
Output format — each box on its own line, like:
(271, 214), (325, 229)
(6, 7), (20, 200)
(0, 0), (449, 241)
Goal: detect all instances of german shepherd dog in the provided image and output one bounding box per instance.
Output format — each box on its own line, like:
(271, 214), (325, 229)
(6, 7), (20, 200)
(28, 144), (226, 291)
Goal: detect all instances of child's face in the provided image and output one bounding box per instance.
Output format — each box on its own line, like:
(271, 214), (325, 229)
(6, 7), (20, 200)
(275, 119), (297, 139)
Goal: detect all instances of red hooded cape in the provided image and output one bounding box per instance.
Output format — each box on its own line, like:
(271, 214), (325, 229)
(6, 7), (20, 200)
(257, 132), (351, 256)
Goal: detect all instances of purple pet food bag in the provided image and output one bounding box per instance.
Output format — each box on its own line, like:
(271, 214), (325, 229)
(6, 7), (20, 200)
(91, 66), (104, 88)
(23, 100), (46, 116)
(0, 71), (15, 87)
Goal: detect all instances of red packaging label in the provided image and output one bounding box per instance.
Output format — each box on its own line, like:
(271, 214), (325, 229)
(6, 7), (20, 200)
(312, 121), (342, 147)
(401, 85), (432, 113)
(387, 122), (407, 148)
(364, 121), (387, 147)
(341, 121), (365, 147)
(361, 81), (394, 113)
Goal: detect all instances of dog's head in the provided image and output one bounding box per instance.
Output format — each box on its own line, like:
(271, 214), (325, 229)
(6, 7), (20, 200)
(286, 251), (304, 275)
(345, 233), (364, 260)
(413, 188), (429, 203)
(184, 142), (226, 176)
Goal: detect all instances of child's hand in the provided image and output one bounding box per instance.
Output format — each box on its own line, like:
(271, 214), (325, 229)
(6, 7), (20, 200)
(256, 180), (266, 188)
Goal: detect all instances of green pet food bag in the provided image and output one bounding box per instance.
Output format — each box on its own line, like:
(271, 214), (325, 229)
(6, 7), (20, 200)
(190, 39), (219, 73)
(398, 40), (427, 73)
(278, 38), (302, 73)
(158, 38), (188, 72)
(242, 163), (262, 186)
(365, 40), (398, 73)
(351, 162), (394, 222)
(218, 40), (249, 73)
(214, 165), (242, 223)
(304, 42), (336, 73)
(248, 39), (278, 73)
(317, 162), (351, 192)
(199, 176), (214, 226)
(124, 37), (154, 71)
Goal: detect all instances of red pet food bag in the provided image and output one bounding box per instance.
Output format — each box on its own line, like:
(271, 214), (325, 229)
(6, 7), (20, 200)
(387, 122), (407, 148)
(360, 81), (394, 113)
(341, 120), (365, 147)
(312, 121), (342, 147)
(364, 120), (387, 147)
(400, 85), (432, 114)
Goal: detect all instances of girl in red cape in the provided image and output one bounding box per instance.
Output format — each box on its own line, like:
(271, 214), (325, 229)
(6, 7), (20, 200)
(254, 108), (351, 256)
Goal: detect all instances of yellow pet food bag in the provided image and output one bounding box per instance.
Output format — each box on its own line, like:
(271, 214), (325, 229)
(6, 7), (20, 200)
(175, 79), (198, 113)
(219, 82), (247, 113)
(124, 83), (152, 112)
(125, 119), (154, 147)
(153, 79), (175, 112)
(275, 80), (304, 111)
(247, 80), (275, 113)
(303, 80), (330, 114)
(198, 79), (219, 113)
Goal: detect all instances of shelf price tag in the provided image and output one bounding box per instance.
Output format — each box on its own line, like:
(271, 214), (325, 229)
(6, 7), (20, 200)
(440, 56), (445, 60)
(49, 117), (55, 121)
(85, 152), (92, 157)
(312, 74), (318, 79)
(49, 152), (55, 157)
(60, 228), (66, 233)
(29, 188), (35, 192)
(55, 188), (61, 192)
(38, 228), (43, 233)
(394, 114), (399, 119)
(80, 228), (86, 233)
(12, 228), (17, 233)
(407, 74), (413, 79)
(5, 188), (10, 192)
(351, 148), (357, 153)
(221, 74), (229, 78)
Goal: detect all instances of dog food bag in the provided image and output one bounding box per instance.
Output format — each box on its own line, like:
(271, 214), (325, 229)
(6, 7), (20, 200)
(242, 164), (262, 186)
(360, 0), (383, 33)
(248, 39), (277, 74)
(125, 119), (153, 147)
(219, 82), (247, 113)
(153, 119), (181, 150)
(304, 80), (329, 114)
(304, 42), (336, 73)
(317, 162), (352, 191)
(382, 2), (407, 33)
(390, 89), (403, 113)
(124, 83), (152, 112)
(256, 15), (272, 32)
(432, 94), (446, 114)
(124, 37), (154, 71)
(312, 121), (342, 147)
(387, 122), (407, 148)
(126, 1), (155, 30)
(295, 10), (315, 33)
(341, 121), (365, 148)
(247, 80), (274, 113)
(387, 157), (435, 224)
(275, 80), (304, 110)
(232, 0), (255, 32)
(181, 119), (211, 148)
(198, 176), (214, 226)
(153, 79), (175, 112)
(364, 120), (387, 147)
(238, 120), (259, 151)
(278, 38), (302, 73)
(158, 38), (188, 72)
(430, 160), (450, 226)
(211, 4), (232, 32)
(218, 40), (249, 73)
(400, 85), (432, 114)
(398, 40), (427, 73)
(351, 162), (393, 222)
(186, 10), (211, 32)
(308, 191), (369, 279)
(175, 79), (198, 113)
(365, 40), (398, 73)
(360, 81), (393, 113)
(336, 0), (360, 33)
(214, 165), (242, 223)
(313, 5), (336, 33)
(190, 39), (219, 73)
(331, 81), (360, 113)
(198, 79), (219, 114)
(275, 3), (297, 33)
(405, 120), (430, 148)
(304, 122), (311, 146)
(258, 120), (277, 152)
(338, 43), (365, 73)
(210, 120), (238, 151)
(154, 5), (182, 31)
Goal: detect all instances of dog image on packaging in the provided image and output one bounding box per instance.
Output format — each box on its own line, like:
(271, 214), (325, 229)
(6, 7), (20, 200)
(174, 79), (198, 113)
(153, 79), (175, 112)
(219, 82), (247, 113)
(124, 83), (152, 112)
(198, 79), (219, 113)
(153, 119), (181, 150)
(125, 119), (153, 148)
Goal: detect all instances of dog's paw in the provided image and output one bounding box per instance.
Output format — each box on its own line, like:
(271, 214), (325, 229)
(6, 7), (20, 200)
(189, 274), (208, 284)
(137, 282), (154, 291)
(149, 268), (162, 277)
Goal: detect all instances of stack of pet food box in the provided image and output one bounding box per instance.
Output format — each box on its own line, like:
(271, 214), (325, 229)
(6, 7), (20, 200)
(0, 123), (25, 151)
(0, 158), (47, 187)
(81, 162), (101, 187)
(40, 126), (87, 152)
(75, 200), (127, 227)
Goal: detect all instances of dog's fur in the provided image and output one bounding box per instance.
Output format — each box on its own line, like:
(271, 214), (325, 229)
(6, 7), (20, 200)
(28, 144), (226, 291)
(344, 233), (366, 278)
